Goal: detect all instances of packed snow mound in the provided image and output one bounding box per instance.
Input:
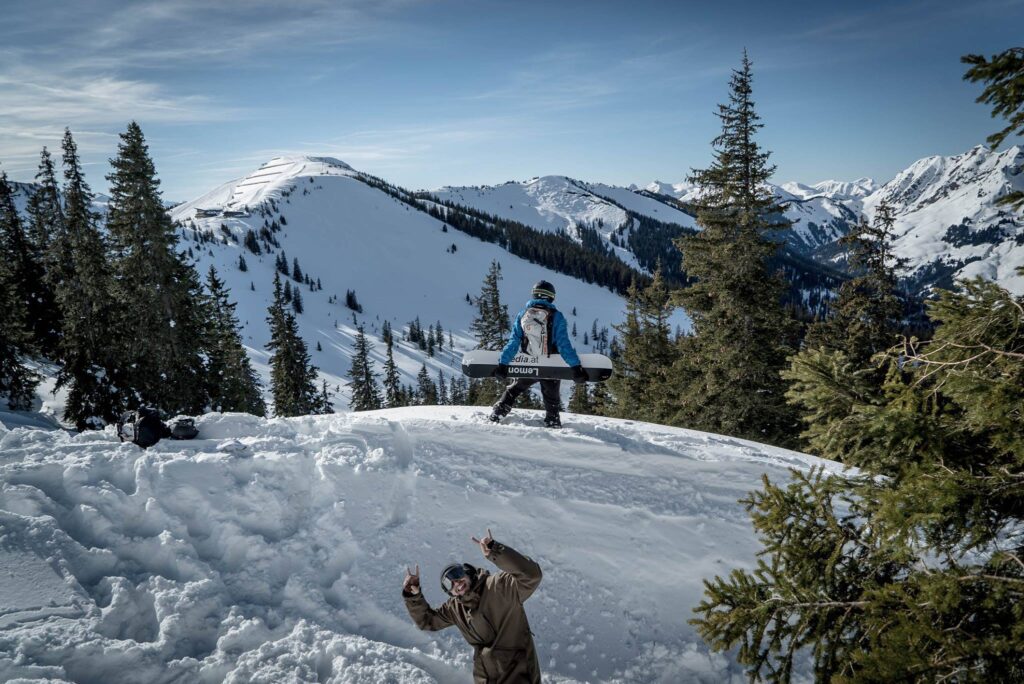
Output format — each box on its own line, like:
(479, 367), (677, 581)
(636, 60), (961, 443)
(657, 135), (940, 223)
(0, 407), (839, 683)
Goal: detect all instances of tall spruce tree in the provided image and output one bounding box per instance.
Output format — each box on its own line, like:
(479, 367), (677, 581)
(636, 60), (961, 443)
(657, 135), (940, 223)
(692, 53), (1024, 682)
(692, 276), (1024, 683)
(0, 172), (49, 358)
(0, 245), (39, 410)
(470, 260), (510, 350)
(803, 200), (906, 365)
(607, 271), (677, 424)
(671, 51), (798, 446)
(567, 382), (591, 414)
(55, 129), (124, 428)
(23, 148), (64, 356)
(105, 122), (207, 414)
(415, 364), (437, 405)
(266, 272), (320, 417)
(348, 324), (382, 411)
(469, 260), (511, 404)
(203, 267), (265, 416)
(382, 335), (403, 407)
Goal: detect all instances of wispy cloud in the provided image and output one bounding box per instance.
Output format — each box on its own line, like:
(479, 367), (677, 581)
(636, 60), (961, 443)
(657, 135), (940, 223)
(0, 0), (426, 180)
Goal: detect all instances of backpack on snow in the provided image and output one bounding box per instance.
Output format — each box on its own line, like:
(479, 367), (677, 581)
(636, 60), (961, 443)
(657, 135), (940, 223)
(117, 407), (170, 448)
(168, 416), (199, 440)
(520, 306), (555, 357)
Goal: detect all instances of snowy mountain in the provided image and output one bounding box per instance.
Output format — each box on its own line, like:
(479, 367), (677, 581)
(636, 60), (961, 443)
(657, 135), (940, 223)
(430, 175), (697, 272)
(163, 156), (682, 412)
(782, 178), (879, 201)
(645, 146), (1024, 293)
(862, 145), (1024, 293)
(0, 405), (840, 682)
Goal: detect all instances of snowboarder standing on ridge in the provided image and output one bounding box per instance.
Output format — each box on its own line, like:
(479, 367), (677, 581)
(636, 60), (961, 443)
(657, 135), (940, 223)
(402, 529), (543, 683)
(489, 280), (586, 428)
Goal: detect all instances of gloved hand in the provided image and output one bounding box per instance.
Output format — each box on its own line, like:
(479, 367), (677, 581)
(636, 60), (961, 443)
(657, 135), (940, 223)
(403, 565), (421, 595)
(571, 365), (587, 383)
(493, 364), (509, 379)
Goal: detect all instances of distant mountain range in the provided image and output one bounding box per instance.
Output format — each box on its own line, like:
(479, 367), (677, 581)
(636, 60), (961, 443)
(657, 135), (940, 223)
(436, 145), (1023, 295)
(10, 144), (1021, 406)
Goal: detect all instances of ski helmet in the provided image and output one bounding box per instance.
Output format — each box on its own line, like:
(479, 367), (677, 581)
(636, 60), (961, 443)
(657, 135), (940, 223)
(440, 563), (477, 596)
(532, 280), (555, 302)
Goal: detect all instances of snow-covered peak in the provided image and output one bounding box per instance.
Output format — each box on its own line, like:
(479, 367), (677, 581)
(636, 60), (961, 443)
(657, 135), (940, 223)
(865, 145), (1022, 216)
(173, 155), (356, 218)
(644, 180), (700, 202)
(858, 144), (1024, 294)
(811, 178), (878, 200)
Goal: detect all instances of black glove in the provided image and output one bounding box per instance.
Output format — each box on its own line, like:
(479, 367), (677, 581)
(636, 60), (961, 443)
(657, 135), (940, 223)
(571, 365), (587, 383)
(493, 363), (509, 379)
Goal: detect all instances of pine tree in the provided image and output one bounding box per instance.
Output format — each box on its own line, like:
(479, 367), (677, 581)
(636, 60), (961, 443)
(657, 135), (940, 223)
(238, 254), (248, 271)
(347, 324), (382, 411)
(436, 369), (448, 405)
(449, 375), (468, 405)
(671, 52), (798, 447)
(266, 272), (320, 416)
(588, 380), (611, 416)
(23, 148), (64, 356)
(0, 173), (48, 352)
(314, 379), (334, 414)
(292, 288), (304, 314)
(54, 130), (124, 428)
(382, 335), (403, 407)
(470, 260), (510, 350)
(805, 200), (906, 365)
(292, 257), (303, 282)
(567, 382), (591, 414)
(0, 246), (39, 410)
(692, 275), (1024, 683)
(469, 260), (511, 404)
(203, 266), (265, 416)
(105, 122), (207, 415)
(785, 201), (908, 455)
(607, 272), (677, 423)
(415, 364), (437, 405)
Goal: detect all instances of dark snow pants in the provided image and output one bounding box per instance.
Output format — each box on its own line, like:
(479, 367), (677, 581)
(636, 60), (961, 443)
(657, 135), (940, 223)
(496, 378), (561, 416)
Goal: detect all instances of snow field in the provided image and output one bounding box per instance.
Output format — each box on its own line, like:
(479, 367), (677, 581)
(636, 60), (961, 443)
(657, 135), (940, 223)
(0, 407), (838, 682)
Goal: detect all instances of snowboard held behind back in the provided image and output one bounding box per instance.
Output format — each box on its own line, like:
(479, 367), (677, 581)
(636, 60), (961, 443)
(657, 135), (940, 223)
(461, 350), (613, 382)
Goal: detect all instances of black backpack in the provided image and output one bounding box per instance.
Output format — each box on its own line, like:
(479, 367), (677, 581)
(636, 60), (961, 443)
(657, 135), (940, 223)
(117, 407), (170, 448)
(168, 416), (199, 440)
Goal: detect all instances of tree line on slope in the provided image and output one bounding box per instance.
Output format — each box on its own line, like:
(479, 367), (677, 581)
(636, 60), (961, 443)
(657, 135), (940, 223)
(0, 124), (265, 427)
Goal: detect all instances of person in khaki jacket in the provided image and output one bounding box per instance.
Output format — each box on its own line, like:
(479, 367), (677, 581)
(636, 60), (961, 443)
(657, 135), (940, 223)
(403, 529), (542, 683)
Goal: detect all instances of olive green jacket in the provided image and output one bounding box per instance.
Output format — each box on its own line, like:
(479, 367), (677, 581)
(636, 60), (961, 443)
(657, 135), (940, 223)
(404, 541), (542, 683)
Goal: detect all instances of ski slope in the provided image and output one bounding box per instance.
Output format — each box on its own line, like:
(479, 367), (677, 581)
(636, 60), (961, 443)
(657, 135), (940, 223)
(0, 407), (839, 683)
(167, 156), (688, 412)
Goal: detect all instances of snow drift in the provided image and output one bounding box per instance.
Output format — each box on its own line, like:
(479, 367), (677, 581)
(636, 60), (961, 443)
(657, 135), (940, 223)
(0, 407), (839, 682)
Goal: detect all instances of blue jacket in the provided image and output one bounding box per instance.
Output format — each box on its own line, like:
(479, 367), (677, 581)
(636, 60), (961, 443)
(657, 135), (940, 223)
(500, 299), (581, 367)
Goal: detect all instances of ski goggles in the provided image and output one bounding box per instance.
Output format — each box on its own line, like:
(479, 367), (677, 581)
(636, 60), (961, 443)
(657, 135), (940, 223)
(440, 564), (469, 594)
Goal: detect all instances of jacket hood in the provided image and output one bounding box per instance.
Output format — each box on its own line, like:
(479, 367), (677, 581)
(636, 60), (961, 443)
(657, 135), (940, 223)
(524, 298), (557, 310)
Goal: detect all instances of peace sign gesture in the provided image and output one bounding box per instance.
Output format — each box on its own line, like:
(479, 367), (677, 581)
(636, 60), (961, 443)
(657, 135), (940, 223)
(403, 564), (421, 595)
(471, 528), (495, 556)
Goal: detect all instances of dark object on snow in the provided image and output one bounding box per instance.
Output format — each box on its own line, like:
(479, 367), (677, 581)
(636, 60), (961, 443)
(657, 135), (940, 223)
(117, 407), (170, 448)
(168, 416), (199, 440)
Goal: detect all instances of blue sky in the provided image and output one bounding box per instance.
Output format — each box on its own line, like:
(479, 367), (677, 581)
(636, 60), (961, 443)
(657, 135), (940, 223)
(1, 0), (1022, 201)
